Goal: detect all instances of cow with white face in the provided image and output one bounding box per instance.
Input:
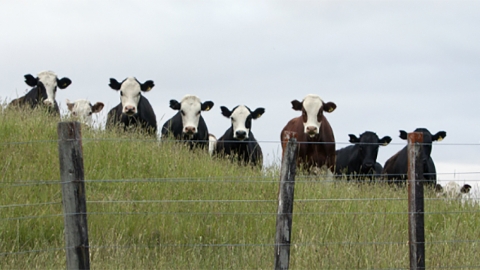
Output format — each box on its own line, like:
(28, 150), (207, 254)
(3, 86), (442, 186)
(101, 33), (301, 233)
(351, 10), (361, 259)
(293, 94), (337, 137)
(161, 95), (214, 149)
(214, 105), (265, 167)
(105, 77), (157, 135)
(436, 182), (472, 199)
(9, 71), (72, 115)
(66, 99), (104, 126)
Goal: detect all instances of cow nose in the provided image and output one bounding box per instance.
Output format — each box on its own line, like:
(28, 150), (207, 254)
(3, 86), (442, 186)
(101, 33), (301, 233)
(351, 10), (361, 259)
(306, 126), (317, 134)
(235, 130), (247, 140)
(184, 126), (196, 134)
(43, 100), (54, 107)
(364, 162), (374, 168)
(125, 106), (136, 114)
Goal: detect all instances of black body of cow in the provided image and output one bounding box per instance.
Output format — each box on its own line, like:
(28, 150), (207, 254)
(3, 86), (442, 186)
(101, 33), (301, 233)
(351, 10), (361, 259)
(106, 95), (157, 135)
(9, 74), (71, 115)
(161, 112), (210, 149)
(335, 131), (391, 181)
(382, 128), (446, 187)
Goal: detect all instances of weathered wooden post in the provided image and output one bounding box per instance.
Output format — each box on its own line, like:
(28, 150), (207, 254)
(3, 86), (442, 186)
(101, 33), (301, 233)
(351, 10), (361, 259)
(58, 121), (90, 270)
(407, 132), (425, 270)
(274, 137), (298, 270)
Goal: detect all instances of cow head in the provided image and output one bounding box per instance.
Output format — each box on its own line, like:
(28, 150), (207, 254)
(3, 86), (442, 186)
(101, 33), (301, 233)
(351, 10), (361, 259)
(291, 94), (336, 137)
(435, 182), (471, 199)
(24, 71), (72, 107)
(169, 95), (214, 137)
(109, 77), (154, 116)
(348, 131), (392, 173)
(66, 99), (104, 126)
(220, 105), (265, 141)
(399, 128), (446, 162)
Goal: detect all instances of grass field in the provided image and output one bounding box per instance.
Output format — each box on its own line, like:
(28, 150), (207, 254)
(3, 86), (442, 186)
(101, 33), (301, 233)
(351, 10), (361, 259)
(1, 107), (480, 269)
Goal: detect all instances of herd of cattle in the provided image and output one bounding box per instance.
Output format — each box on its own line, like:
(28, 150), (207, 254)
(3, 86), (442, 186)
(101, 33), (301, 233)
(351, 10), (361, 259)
(6, 71), (471, 198)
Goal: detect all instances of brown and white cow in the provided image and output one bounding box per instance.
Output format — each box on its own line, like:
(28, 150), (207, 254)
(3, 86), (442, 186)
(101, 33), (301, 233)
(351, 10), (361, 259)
(280, 94), (337, 172)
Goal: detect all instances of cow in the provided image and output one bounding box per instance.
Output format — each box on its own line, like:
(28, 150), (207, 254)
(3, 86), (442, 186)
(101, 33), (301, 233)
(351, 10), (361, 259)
(435, 181), (472, 199)
(105, 77), (157, 135)
(66, 99), (104, 126)
(335, 131), (392, 181)
(382, 128), (446, 187)
(214, 105), (265, 167)
(280, 94), (337, 173)
(9, 71), (72, 115)
(161, 95), (214, 150)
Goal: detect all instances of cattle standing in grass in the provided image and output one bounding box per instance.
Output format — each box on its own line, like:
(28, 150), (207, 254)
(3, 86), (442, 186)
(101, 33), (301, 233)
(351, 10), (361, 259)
(214, 105), (265, 167)
(105, 77), (157, 135)
(66, 99), (104, 126)
(335, 131), (392, 180)
(280, 94), (337, 172)
(161, 95), (214, 150)
(382, 128), (446, 187)
(9, 71), (72, 115)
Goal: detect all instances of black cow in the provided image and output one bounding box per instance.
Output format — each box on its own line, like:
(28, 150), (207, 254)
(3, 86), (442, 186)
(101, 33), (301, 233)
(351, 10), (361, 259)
(335, 131), (392, 180)
(382, 128), (446, 187)
(105, 77), (157, 135)
(161, 95), (214, 149)
(9, 71), (72, 115)
(214, 105), (265, 167)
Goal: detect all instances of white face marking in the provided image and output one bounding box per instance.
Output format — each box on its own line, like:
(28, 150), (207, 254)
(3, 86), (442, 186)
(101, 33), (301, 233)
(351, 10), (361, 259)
(231, 105), (250, 140)
(302, 94), (324, 136)
(66, 99), (102, 126)
(180, 95), (202, 135)
(437, 181), (471, 199)
(37, 71), (58, 107)
(120, 77), (142, 115)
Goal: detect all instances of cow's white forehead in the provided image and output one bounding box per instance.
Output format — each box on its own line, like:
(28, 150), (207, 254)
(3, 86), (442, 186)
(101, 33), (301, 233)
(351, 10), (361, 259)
(71, 99), (92, 112)
(181, 95), (201, 105)
(37, 71), (58, 87)
(303, 94), (324, 107)
(120, 77), (141, 92)
(232, 105), (249, 119)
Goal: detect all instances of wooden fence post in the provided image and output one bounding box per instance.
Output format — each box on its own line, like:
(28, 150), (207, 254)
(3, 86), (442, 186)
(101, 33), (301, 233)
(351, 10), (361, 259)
(58, 122), (90, 270)
(407, 132), (425, 270)
(274, 137), (298, 270)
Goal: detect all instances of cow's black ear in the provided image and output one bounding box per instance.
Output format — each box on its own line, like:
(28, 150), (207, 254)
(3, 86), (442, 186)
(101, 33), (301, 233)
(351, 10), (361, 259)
(379, 136), (392, 146)
(221, 106), (232, 118)
(291, 100), (302, 111)
(323, 102), (337, 113)
(109, 78), (122, 90)
(92, 102), (105, 113)
(435, 184), (443, 193)
(24, 74), (38, 87)
(461, 184), (472, 194)
(202, 101), (214, 111)
(251, 108), (265, 119)
(57, 77), (72, 89)
(399, 130), (408, 140)
(170, 99), (181, 110)
(348, 134), (360, 144)
(141, 80), (154, 92)
(432, 131), (447, 142)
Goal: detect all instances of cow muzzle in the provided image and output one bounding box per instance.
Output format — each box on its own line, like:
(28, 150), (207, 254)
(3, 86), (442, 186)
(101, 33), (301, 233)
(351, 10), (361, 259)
(124, 106), (136, 115)
(43, 99), (55, 107)
(184, 126), (197, 135)
(235, 130), (247, 141)
(306, 126), (318, 137)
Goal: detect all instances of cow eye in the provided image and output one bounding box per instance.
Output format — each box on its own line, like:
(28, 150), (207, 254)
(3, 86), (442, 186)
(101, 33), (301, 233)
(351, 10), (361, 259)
(120, 91), (123, 96)
(231, 117), (235, 122)
(181, 110), (185, 116)
(196, 110), (201, 116)
(72, 112), (77, 116)
(88, 112), (93, 116)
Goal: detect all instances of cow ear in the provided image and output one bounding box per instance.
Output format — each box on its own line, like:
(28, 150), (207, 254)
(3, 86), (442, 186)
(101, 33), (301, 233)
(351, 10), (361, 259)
(399, 130), (408, 140)
(251, 108), (265, 119)
(66, 99), (74, 112)
(24, 74), (38, 87)
(323, 102), (337, 113)
(220, 106), (232, 118)
(202, 101), (214, 111)
(57, 77), (72, 89)
(141, 80), (155, 92)
(435, 184), (443, 193)
(91, 102), (105, 113)
(348, 134), (360, 144)
(379, 136), (392, 146)
(109, 78), (122, 90)
(170, 99), (181, 110)
(432, 131), (447, 142)
(461, 184), (472, 194)
(291, 100), (302, 111)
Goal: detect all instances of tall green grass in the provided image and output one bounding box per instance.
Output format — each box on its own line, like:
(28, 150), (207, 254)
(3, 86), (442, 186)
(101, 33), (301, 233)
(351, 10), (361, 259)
(1, 106), (479, 269)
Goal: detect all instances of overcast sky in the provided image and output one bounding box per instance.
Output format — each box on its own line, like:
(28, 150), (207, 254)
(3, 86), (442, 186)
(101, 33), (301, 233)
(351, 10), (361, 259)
(1, 1), (479, 184)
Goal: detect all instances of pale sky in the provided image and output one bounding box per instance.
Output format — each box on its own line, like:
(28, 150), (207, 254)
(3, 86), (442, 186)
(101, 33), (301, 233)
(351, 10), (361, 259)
(1, 1), (479, 186)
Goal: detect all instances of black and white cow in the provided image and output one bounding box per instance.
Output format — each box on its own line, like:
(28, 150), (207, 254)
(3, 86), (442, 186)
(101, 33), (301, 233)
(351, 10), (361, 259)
(382, 128), (446, 187)
(66, 99), (104, 126)
(214, 105), (265, 167)
(161, 95), (214, 149)
(9, 71), (72, 115)
(105, 77), (157, 135)
(335, 131), (392, 180)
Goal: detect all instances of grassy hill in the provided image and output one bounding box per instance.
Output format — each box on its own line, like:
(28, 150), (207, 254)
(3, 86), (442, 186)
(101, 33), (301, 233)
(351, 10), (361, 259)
(1, 107), (479, 269)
